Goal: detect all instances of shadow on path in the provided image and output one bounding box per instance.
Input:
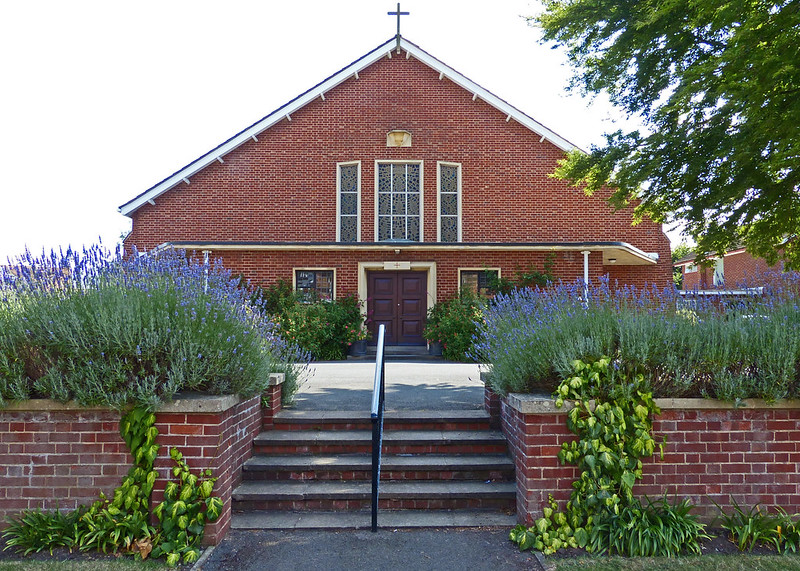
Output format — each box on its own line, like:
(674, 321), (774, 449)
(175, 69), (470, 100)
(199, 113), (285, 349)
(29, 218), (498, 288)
(289, 362), (485, 411)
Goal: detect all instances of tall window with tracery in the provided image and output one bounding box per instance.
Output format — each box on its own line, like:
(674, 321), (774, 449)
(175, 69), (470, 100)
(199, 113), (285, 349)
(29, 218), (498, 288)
(338, 162), (360, 242)
(438, 162), (460, 242)
(377, 162), (421, 241)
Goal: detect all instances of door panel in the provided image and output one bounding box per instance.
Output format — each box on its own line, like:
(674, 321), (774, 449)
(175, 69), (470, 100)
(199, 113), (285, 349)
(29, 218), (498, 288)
(367, 271), (427, 345)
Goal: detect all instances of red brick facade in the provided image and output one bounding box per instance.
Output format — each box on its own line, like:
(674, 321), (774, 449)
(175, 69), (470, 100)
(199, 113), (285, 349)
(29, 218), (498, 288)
(679, 249), (785, 289)
(122, 39), (671, 326)
(499, 393), (800, 523)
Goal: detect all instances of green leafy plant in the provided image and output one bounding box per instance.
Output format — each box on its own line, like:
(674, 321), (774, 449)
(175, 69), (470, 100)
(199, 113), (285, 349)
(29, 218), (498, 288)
(152, 448), (223, 566)
(588, 495), (709, 556)
(510, 357), (706, 556)
(714, 497), (800, 554)
(266, 292), (366, 361)
(510, 495), (581, 554)
(555, 357), (661, 518)
(2, 508), (82, 555)
(422, 294), (484, 362)
(75, 407), (159, 555)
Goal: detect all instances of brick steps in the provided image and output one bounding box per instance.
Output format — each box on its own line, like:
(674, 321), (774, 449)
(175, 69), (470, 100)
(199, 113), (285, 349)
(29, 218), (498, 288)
(234, 408), (516, 529)
(253, 429), (508, 455)
(242, 453), (514, 481)
(267, 409), (493, 431)
(232, 480), (516, 511)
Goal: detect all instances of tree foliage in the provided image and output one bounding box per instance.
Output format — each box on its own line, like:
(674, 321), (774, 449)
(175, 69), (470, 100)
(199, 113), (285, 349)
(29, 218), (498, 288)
(671, 242), (694, 287)
(535, 0), (800, 267)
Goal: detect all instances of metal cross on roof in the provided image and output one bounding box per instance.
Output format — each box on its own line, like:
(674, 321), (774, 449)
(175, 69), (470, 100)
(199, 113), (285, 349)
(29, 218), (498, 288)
(388, 3), (409, 51)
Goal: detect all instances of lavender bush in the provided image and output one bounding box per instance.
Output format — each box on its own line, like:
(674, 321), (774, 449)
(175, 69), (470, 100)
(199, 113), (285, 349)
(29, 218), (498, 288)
(0, 245), (305, 410)
(473, 275), (800, 402)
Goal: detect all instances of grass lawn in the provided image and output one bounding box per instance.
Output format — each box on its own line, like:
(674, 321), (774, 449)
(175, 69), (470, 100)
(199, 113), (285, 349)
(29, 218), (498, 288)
(553, 554), (800, 571)
(0, 561), (170, 571)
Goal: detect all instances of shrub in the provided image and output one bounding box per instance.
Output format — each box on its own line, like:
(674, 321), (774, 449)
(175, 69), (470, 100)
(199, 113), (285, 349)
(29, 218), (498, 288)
(474, 274), (800, 401)
(276, 293), (366, 361)
(251, 278), (299, 315)
(0, 245), (305, 409)
(423, 294), (484, 362)
(484, 255), (556, 295)
(249, 281), (367, 361)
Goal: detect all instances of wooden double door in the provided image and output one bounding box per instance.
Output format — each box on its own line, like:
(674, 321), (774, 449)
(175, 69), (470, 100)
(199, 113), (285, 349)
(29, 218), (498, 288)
(367, 271), (427, 346)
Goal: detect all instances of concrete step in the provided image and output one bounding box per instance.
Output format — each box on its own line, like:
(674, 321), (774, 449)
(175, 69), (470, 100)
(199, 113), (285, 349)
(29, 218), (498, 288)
(232, 509), (518, 530)
(232, 480), (517, 511)
(242, 453), (515, 481)
(347, 345), (444, 362)
(271, 409), (492, 431)
(252, 429), (509, 455)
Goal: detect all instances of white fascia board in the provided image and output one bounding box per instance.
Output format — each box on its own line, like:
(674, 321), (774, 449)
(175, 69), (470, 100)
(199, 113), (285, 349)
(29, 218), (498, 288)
(120, 37), (578, 217)
(159, 240), (655, 264)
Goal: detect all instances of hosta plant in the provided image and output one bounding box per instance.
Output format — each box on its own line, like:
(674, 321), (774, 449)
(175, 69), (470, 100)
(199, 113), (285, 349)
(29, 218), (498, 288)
(152, 448), (223, 566)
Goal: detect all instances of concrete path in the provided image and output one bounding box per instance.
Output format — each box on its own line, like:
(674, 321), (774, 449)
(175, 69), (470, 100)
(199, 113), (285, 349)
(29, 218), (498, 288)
(196, 529), (544, 571)
(290, 361), (485, 411)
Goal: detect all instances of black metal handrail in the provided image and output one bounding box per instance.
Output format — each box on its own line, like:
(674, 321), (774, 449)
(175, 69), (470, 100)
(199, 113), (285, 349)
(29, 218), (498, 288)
(370, 324), (386, 532)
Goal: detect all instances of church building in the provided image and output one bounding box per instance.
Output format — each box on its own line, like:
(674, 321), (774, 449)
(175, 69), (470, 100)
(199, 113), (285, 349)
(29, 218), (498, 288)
(120, 36), (672, 346)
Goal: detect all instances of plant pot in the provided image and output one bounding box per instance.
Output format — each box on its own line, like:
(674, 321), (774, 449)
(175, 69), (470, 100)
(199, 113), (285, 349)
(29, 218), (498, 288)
(428, 341), (443, 356)
(348, 339), (367, 357)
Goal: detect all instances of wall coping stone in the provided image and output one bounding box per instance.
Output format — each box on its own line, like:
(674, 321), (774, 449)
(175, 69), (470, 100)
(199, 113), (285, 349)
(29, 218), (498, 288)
(268, 373), (285, 386)
(2, 393), (247, 414)
(506, 393), (800, 414)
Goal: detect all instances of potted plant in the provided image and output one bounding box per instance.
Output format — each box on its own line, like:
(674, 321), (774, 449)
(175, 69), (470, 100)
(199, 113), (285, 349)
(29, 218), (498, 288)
(423, 302), (446, 356)
(347, 326), (370, 357)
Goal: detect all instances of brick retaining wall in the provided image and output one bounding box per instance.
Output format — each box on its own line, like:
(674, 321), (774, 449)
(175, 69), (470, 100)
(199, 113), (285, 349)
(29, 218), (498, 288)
(0, 373), (285, 545)
(499, 392), (800, 524)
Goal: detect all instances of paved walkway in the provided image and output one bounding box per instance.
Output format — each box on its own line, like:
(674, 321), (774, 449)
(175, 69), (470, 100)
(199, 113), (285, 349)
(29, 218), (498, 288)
(197, 528), (543, 571)
(290, 361), (485, 411)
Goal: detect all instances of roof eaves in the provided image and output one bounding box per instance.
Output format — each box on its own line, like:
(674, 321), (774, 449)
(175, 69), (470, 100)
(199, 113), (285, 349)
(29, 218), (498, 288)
(154, 239), (652, 258)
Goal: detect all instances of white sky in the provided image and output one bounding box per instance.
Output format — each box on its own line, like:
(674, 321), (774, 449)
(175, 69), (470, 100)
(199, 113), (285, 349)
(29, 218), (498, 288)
(0, 0), (684, 263)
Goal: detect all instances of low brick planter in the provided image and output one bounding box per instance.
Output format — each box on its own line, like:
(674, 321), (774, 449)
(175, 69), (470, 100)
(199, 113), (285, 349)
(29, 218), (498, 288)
(500, 393), (800, 524)
(0, 373), (285, 545)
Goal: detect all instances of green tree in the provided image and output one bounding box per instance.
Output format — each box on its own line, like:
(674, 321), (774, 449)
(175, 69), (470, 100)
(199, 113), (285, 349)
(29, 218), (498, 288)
(671, 242), (694, 288)
(535, 0), (800, 268)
